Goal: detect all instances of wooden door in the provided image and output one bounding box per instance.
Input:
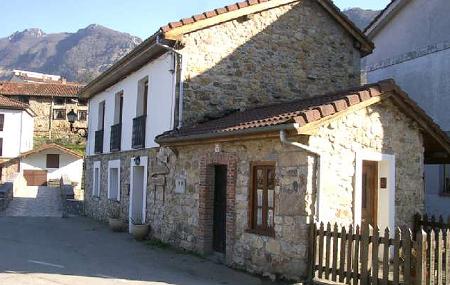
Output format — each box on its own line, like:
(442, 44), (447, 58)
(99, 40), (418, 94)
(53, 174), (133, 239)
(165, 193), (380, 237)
(23, 170), (48, 186)
(213, 165), (227, 253)
(362, 161), (378, 227)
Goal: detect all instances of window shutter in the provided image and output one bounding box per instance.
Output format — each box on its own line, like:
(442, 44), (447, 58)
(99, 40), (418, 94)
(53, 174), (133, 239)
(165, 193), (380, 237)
(46, 154), (60, 168)
(0, 114), (4, 131)
(0, 138), (3, 156)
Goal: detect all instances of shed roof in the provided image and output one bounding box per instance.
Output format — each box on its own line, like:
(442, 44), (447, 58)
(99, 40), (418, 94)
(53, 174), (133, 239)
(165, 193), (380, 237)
(156, 79), (450, 164)
(18, 144), (83, 160)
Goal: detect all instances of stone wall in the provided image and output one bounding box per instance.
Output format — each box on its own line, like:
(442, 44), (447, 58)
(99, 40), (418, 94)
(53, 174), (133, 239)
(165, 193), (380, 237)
(0, 159), (20, 182)
(179, 0), (361, 125)
(84, 100), (426, 281)
(309, 99), (425, 228)
(12, 95), (88, 143)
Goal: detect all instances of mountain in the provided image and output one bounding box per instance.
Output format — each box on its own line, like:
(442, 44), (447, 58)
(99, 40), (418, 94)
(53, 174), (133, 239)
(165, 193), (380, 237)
(0, 25), (142, 83)
(343, 8), (381, 31)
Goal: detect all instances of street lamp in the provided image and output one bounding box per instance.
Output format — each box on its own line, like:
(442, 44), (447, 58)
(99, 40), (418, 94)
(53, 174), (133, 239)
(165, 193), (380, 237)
(67, 109), (87, 138)
(67, 109), (77, 131)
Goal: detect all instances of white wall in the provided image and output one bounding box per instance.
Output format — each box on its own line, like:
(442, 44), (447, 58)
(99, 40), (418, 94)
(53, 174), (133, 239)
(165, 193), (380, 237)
(364, 0), (450, 216)
(87, 53), (176, 155)
(20, 148), (83, 188)
(0, 109), (34, 158)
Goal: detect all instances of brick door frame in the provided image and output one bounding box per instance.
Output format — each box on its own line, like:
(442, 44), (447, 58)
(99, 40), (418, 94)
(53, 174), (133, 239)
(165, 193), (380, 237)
(198, 152), (237, 263)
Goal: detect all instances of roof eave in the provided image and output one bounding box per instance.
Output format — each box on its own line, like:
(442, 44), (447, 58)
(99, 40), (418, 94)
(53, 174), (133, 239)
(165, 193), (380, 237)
(156, 123), (298, 146)
(364, 0), (411, 38)
(80, 33), (167, 99)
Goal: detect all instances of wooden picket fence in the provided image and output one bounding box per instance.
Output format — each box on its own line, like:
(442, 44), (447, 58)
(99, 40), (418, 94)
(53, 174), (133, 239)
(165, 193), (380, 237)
(308, 222), (450, 285)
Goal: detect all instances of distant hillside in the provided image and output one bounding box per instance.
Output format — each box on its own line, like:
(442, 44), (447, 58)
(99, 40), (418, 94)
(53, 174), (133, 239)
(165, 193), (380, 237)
(0, 25), (142, 83)
(343, 8), (381, 30)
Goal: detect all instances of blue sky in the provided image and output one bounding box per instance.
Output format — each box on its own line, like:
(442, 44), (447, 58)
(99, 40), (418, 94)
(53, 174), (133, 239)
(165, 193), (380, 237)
(0, 0), (389, 39)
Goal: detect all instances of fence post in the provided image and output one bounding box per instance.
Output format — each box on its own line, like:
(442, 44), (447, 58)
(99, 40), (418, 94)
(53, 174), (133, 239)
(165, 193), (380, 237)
(331, 223), (339, 282)
(393, 228), (401, 285)
(307, 222), (317, 284)
(339, 226), (347, 283)
(429, 230), (435, 285)
(416, 228), (427, 285)
(446, 229), (450, 284)
(360, 223), (370, 285)
(436, 230), (442, 285)
(382, 227), (390, 285)
(372, 226), (380, 285)
(403, 228), (413, 285)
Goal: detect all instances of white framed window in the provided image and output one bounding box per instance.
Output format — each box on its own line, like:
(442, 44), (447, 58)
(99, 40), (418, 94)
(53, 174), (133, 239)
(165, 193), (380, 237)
(108, 160), (121, 201)
(92, 161), (101, 197)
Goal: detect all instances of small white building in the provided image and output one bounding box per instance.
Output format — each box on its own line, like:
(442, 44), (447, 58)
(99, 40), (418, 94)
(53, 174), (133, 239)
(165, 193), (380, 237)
(0, 95), (34, 161)
(17, 144), (84, 188)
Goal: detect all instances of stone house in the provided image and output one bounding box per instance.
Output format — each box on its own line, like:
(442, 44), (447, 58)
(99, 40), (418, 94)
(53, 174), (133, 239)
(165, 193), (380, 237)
(363, 0), (450, 217)
(0, 81), (87, 142)
(79, 0), (450, 281)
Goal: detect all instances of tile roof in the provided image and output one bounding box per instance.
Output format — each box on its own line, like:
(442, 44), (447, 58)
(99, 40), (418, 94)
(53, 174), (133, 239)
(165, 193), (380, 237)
(157, 81), (388, 141)
(0, 82), (83, 98)
(18, 143), (83, 159)
(0, 95), (30, 110)
(156, 79), (450, 153)
(160, 0), (276, 33)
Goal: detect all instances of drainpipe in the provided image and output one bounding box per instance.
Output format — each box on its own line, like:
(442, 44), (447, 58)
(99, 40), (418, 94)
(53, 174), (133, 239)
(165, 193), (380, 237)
(156, 35), (184, 129)
(279, 129), (323, 223)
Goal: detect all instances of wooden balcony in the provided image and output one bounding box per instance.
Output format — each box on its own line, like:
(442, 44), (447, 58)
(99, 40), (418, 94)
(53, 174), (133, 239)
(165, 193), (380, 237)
(132, 115), (146, 149)
(110, 123), (121, 152)
(94, 130), (104, 154)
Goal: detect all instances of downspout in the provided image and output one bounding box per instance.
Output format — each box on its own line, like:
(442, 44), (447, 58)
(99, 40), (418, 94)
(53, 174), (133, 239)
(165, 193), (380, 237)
(156, 35), (184, 129)
(49, 96), (54, 139)
(19, 111), (24, 153)
(279, 129), (323, 223)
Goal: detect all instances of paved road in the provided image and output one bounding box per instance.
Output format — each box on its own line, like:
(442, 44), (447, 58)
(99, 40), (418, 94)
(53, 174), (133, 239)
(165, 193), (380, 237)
(0, 216), (277, 285)
(2, 186), (62, 217)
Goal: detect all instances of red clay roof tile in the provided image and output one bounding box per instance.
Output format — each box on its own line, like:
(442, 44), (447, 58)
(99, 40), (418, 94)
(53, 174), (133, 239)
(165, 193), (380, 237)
(156, 81), (397, 142)
(0, 82), (82, 98)
(0, 95), (29, 110)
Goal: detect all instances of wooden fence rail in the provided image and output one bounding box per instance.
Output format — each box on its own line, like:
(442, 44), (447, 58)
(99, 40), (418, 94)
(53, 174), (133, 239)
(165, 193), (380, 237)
(308, 222), (450, 285)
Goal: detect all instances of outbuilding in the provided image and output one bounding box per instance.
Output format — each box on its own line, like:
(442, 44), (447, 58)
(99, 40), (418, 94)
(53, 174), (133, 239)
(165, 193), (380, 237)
(3, 144), (84, 188)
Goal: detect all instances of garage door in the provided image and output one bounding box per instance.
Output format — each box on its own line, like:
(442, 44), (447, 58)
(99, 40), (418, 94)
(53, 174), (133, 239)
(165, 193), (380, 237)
(23, 170), (48, 186)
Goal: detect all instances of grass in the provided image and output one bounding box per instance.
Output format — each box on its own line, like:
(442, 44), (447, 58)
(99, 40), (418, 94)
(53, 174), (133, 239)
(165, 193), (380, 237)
(34, 136), (86, 156)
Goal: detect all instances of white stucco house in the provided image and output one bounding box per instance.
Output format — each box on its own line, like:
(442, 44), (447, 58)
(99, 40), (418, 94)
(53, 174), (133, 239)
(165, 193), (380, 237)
(0, 94), (34, 182)
(16, 144), (83, 188)
(0, 95), (34, 163)
(363, 0), (450, 216)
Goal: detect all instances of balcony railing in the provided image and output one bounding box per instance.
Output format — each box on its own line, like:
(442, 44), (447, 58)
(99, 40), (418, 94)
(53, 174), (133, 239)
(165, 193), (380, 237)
(94, 130), (104, 154)
(110, 123), (122, 152)
(132, 115), (146, 149)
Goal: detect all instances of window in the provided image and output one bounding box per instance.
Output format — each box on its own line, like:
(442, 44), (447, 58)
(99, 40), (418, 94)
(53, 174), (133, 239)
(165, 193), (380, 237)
(136, 78), (148, 117)
(443, 165), (450, 195)
(0, 138), (3, 156)
(108, 160), (120, 201)
(114, 91), (124, 125)
(54, 98), (65, 105)
(17, 96), (29, 104)
(78, 110), (87, 121)
(250, 162), (276, 235)
(46, 154), (60, 168)
(0, 114), (4, 131)
(98, 101), (105, 131)
(53, 109), (66, 120)
(78, 99), (88, 106)
(93, 161), (101, 197)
